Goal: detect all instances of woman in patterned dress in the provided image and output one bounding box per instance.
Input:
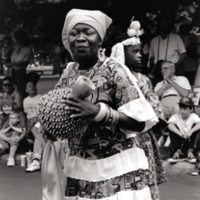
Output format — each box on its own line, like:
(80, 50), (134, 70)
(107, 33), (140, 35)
(53, 9), (160, 200)
(110, 21), (167, 200)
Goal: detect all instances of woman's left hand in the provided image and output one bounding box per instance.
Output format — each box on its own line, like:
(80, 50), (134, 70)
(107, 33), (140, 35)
(61, 96), (100, 119)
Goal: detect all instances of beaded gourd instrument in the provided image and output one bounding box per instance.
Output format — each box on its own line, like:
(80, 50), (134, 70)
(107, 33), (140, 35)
(37, 76), (95, 139)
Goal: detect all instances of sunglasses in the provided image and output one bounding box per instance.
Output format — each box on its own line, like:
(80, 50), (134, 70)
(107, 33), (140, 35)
(3, 84), (11, 87)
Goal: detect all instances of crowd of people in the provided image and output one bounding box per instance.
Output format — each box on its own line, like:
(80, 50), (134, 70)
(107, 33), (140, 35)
(0, 6), (200, 200)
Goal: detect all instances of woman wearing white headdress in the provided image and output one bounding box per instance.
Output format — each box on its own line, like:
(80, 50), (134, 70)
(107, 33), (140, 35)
(110, 18), (167, 200)
(40, 9), (161, 200)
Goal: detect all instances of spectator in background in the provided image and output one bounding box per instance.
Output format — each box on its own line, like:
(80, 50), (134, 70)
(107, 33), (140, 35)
(168, 97), (200, 164)
(155, 61), (191, 120)
(23, 72), (42, 143)
(0, 99), (26, 132)
(25, 121), (63, 173)
(1, 76), (23, 111)
(4, 29), (33, 98)
(0, 36), (12, 76)
(23, 73), (43, 172)
(149, 16), (187, 86)
(0, 111), (26, 166)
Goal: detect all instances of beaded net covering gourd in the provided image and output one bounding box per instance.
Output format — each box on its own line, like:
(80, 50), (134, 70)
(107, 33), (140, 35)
(37, 87), (89, 140)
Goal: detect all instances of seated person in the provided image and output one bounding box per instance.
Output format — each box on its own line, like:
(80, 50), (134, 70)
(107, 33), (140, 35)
(1, 76), (23, 111)
(191, 152), (200, 176)
(25, 121), (63, 172)
(154, 61), (191, 119)
(0, 100), (26, 130)
(167, 97), (200, 163)
(23, 79), (42, 138)
(23, 78), (44, 172)
(0, 111), (26, 166)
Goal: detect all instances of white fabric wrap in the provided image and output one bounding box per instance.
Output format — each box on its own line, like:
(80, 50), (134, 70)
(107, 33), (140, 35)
(110, 37), (140, 64)
(64, 187), (151, 200)
(112, 61), (158, 137)
(64, 148), (148, 182)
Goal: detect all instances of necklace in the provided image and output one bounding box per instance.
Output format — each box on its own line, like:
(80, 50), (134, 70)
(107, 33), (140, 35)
(75, 60), (102, 80)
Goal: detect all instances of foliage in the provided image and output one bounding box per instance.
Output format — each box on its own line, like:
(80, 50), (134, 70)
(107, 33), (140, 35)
(1, 0), (199, 56)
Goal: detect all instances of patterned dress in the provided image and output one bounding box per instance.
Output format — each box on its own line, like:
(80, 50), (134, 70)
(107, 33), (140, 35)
(55, 58), (159, 200)
(132, 72), (167, 200)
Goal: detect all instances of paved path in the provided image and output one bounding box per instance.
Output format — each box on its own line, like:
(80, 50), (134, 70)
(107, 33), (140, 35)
(0, 160), (200, 200)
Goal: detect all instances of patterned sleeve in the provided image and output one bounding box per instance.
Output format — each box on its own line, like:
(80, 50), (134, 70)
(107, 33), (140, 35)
(106, 60), (158, 132)
(137, 75), (165, 120)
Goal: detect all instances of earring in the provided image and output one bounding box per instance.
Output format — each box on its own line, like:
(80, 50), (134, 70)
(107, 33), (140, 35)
(98, 48), (106, 62)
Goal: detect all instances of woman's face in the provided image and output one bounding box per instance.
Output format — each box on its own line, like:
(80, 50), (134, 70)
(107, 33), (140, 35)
(125, 44), (142, 69)
(68, 23), (101, 61)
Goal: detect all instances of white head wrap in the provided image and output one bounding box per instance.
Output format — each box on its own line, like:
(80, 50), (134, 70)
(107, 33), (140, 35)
(62, 9), (112, 56)
(110, 20), (143, 64)
(110, 37), (140, 64)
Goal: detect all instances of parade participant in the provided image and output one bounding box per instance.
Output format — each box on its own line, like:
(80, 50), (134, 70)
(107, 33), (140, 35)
(40, 9), (159, 200)
(110, 19), (167, 200)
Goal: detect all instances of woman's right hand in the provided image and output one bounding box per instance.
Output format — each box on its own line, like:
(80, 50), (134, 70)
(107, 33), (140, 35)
(61, 96), (100, 119)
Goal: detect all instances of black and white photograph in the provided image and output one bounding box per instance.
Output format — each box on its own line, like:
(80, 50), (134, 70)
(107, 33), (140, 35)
(0, 0), (200, 200)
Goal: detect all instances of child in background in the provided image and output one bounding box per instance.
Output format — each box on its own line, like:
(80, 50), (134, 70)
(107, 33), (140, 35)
(25, 121), (63, 172)
(168, 97), (200, 163)
(23, 72), (63, 172)
(23, 73), (43, 172)
(23, 80), (42, 135)
(0, 99), (26, 128)
(0, 111), (26, 166)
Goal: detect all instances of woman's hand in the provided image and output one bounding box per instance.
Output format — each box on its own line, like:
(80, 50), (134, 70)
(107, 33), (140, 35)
(61, 96), (100, 119)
